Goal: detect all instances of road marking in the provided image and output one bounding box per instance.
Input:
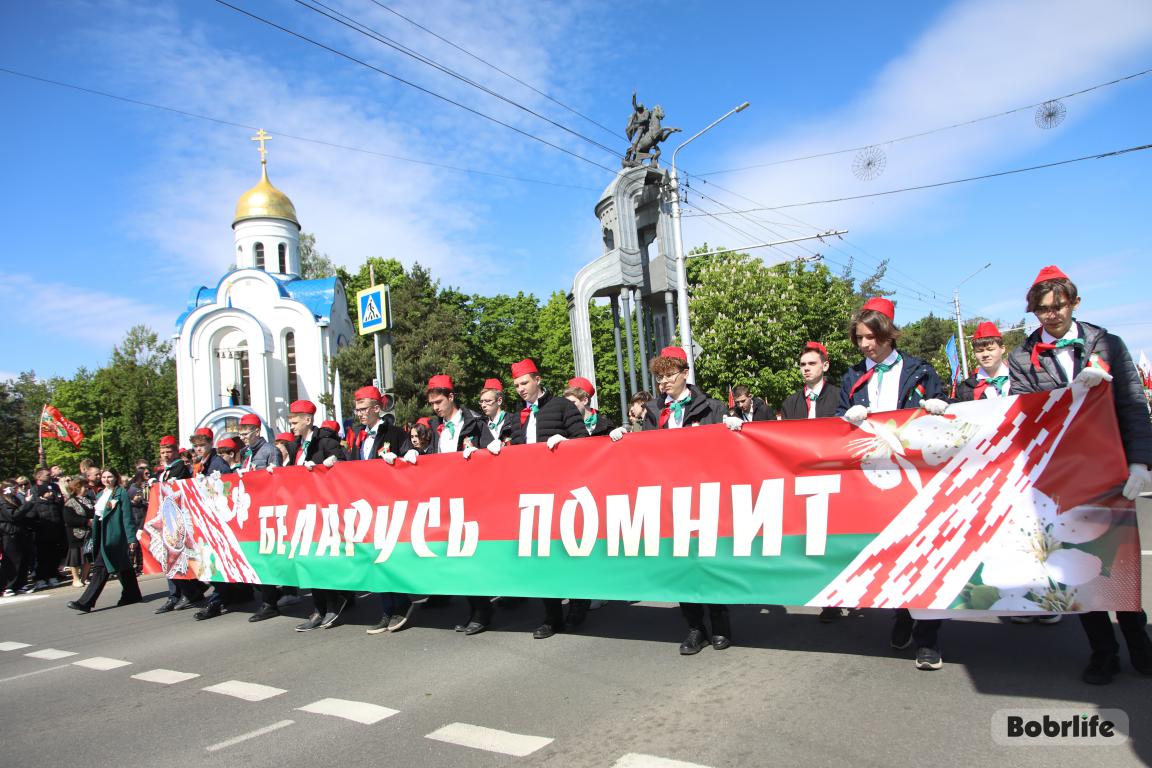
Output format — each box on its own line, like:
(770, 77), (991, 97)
(25, 648), (77, 660)
(297, 698), (399, 725)
(613, 754), (714, 768)
(0, 642), (32, 651)
(132, 668), (201, 685)
(73, 656), (132, 671)
(205, 720), (295, 752)
(0, 664), (72, 683)
(629, 601), (677, 609)
(0, 595), (50, 607)
(203, 680), (287, 702)
(425, 723), (553, 757)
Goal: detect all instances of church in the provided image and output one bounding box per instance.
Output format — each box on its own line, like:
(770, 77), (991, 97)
(174, 132), (354, 442)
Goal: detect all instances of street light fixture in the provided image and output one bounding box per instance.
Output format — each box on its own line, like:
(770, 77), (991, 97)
(669, 101), (750, 380)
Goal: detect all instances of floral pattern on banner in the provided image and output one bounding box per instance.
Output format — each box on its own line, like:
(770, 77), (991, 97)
(848, 413), (981, 492)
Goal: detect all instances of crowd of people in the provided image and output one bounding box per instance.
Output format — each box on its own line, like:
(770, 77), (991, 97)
(2, 264), (1149, 686)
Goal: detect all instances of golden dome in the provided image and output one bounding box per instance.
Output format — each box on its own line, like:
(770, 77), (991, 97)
(233, 166), (299, 227)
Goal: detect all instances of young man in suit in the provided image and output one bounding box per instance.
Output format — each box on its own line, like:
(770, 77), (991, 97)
(780, 342), (839, 421)
(563, 377), (616, 437)
(478, 378), (514, 447)
(731, 385), (776, 422)
(152, 435), (207, 613)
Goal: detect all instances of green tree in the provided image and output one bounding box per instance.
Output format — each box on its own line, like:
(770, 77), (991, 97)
(298, 232), (336, 279)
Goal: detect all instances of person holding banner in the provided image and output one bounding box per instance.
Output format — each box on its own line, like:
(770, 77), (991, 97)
(152, 435), (208, 614)
(836, 297), (949, 670)
(190, 428), (230, 476)
(478, 379), (514, 446)
(564, 377), (616, 437)
(509, 358), (591, 638)
(1008, 265), (1152, 685)
(780, 342), (839, 421)
(238, 414), (280, 472)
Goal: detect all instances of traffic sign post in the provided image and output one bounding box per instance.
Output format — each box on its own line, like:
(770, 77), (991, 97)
(357, 277), (395, 396)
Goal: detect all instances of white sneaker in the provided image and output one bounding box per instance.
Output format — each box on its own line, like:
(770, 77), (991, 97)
(1, 589), (15, 597)
(276, 594), (301, 608)
(19, 584), (37, 594)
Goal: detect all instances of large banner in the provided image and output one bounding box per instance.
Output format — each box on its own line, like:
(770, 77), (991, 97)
(140, 383), (1142, 612)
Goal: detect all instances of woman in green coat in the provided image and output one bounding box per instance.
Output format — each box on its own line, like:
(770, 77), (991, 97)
(67, 467), (141, 612)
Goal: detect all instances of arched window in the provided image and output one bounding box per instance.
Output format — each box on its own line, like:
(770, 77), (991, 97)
(278, 243), (287, 273)
(254, 242), (265, 270)
(285, 332), (299, 402)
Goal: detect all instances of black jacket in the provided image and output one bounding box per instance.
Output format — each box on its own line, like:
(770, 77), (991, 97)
(346, 420), (410, 461)
(1009, 320), (1152, 466)
(733, 397), (776, 422)
(953, 373), (1010, 402)
(647, 384), (727, 428)
(292, 426), (345, 465)
(583, 409), (616, 437)
(0, 495), (34, 536)
(510, 391), (587, 444)
(195, 451), (232, 476)
(25, 482), (64, 525)
(836, 353), (946, 414)
(63, 495), (93, 531)
(481, 411), (515, 446)
(780, 382), (839, 420)
(158, 458), (191, 482)
(430, 407), (488, 453)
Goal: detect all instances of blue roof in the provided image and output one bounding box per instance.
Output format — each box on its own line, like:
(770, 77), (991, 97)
(174, 269), (338, 332)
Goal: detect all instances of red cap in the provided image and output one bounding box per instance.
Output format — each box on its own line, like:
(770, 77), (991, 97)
(973, 321), (1002, 340)
(239, 414), (261, 427)
(805, 341), (827, 355)
(510, 359), (538, 379)
(482, 378), (504, 391)
(321, 420), (340, 434)
(274, 432), (295, 443)
(659, 346), (688, 362)
(354, 385), (383, 402)
(217, 437), (242, 452)
(159, 435), (178, 447)
(289, 400), (317, 415)
(567, 376), (595, 398)
(416, 417), (432, 428)
(861, 297), (895, 320)
(427, 374), (454, 392)
(190, 427), (214, 443)
(1032, 265), (1069, 286)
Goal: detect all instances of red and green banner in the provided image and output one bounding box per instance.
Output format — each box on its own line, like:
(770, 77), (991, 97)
(40, 404), (84, 447)
(140, 383), (1142, 612)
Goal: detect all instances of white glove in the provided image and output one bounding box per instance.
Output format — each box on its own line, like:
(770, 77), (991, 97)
(1074, 367), (1112, 388)
(1122, 463), (1151, 500)
(322, 455), (337, 468)
(234, 467), (246, 477)
(487, 441), (502, 456)
(609, 427), (626, 442)
(402, 449), (419, 465)
(265, 464), (276, 474)
(842, 404), (870, 425)
(723, 416), (744, 431)
(381, 452), (397, 465)
(546, 434), (567, 451)
(147, 477), (157, 486)
(304, 460), (316, 471)
(462, 444), (478, 460)
(919, 398), (948, 415)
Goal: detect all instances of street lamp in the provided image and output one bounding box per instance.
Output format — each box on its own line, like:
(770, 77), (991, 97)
(669, 101), (750, 380)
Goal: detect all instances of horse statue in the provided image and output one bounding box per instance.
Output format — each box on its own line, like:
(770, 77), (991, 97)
(624, 97), (681, 168)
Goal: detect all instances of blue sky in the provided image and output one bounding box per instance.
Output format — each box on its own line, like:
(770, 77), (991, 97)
(2, 0), (1151, 382)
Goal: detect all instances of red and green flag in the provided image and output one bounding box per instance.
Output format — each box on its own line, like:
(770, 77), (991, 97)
(40, 404), (84, 447)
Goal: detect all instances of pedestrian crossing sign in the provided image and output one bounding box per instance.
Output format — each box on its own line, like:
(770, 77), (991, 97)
(356, 284), (391, 335)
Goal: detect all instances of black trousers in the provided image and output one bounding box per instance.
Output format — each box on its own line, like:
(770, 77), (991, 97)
(311, 588), (350, 615)
(1080, 610), (1148, 656)
(466, 595), (493, 625)
(257, 584), (299, 606)
(542, 597), (589, 628)
(76, 559), (141, 609)
(680, 603), (731, 637)
(1, 533), (32, 591)
(34, 523), (66, 581)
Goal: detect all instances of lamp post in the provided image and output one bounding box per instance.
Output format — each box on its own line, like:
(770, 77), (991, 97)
(669, 101), (750, 379)
(953, 262), (992, 378)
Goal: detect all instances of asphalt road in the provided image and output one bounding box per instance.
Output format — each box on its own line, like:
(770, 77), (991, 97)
(1, 576), (1149, 768)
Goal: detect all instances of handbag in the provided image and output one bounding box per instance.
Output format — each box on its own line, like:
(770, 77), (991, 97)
(72, 527), (88, 540)
(82, 536), (94, 556)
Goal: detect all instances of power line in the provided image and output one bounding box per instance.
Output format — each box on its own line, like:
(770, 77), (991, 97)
(700, 65), (1152, 176)
(682, 141), (1152, 215)
(212, 0), (619, 174)
(0, 66), (599, 191)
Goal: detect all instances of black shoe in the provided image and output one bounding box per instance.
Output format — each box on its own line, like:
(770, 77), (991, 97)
(891, 612), (915, 650)
(460, 621), (486, 636)
(367, 616), (391, 635)
(67, 601), (90, 613)
(248, 604), (279, 623)
(174, 596), (201, 611)
(533, 623), (563, 639)
(194, 602), (222, 621)
(711, 635), (732, 651)
(1082, 654), (1120, 685)
(819, 607), (842, 623)
(154, 598), (178, 614)
(566, 600), (588, 628)
(116, 596), (142, 607)
(319, 598), (348, 629)
(915, 646), (943, 670)
(1125, 632), (1152, 675)
(387, 602), (416, 632)
(295, 613), (324, 632)
(680, 629), (707, 655)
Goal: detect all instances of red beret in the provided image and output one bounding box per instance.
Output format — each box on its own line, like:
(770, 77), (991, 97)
(353, 385), (383, 402)
(289, 400), (317, 415)
(190, 427), (214, 443)
(427, 374), (454, 392)
(659, 346), (688, 362)
(567, 376), (595, 398)
(1032, 265), (1069, 286)
(159, 435), (178, 447)
(973, 321), (1002, 340)
(805, 341), (827, 355)
(861, 297), (895, 320)
(217, 437), (242, 452)
(416, 417), (432, 428)
(482, 378), (504, 391)
(239, 413), (262, 427)
(321, 420), (340, 434)
(510, 359), (538, 379)
(274, 432), (295, 443)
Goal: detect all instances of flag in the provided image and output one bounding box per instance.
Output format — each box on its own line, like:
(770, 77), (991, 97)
(40, 404), (84, 447)
(944, 336), (961, 384)
(727, 385), (735, 409)
(1138, 350), (1152, 391)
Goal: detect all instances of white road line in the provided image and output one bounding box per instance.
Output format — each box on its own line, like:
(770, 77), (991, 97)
(73, 657), (132, 671)
(132, 668), (201, 685)
(1141, 549), (1152, 556)
(613, 753), (715, 768)
(0, 664), (72, 684)
(425, 723), (553, 757)
(202, 680), (287, 702)
(205, 720), (295, 752)
(629, 601), (678, 609)
(0, 641), (32, 651)
(0, 594), (51, 607)
(296, 698), (399, 725)
(25, 648), (77, 660)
